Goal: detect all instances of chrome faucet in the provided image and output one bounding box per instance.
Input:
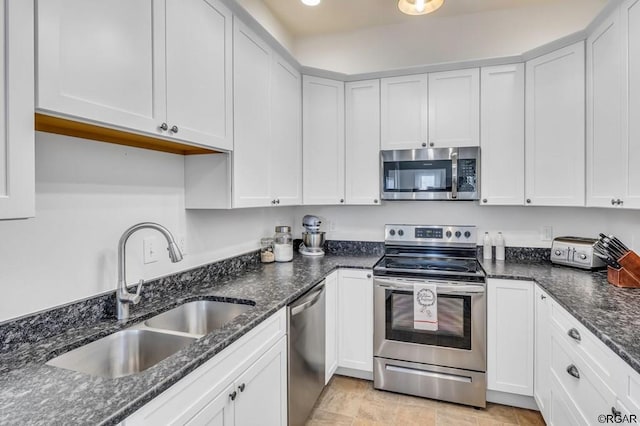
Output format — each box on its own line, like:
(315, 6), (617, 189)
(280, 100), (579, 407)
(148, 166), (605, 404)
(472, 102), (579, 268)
(116, 222), (183, 321)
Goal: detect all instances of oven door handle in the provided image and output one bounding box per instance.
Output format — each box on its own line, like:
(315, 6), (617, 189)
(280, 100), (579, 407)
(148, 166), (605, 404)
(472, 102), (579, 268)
(375, 279), (484, 294)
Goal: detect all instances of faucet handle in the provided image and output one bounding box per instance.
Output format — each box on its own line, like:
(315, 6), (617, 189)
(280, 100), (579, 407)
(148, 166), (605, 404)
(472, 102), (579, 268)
(131, 279), (144, 304)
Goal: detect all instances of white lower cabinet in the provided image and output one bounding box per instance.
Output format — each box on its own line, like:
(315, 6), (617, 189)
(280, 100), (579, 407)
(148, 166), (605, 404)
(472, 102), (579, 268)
(123, 309), (287, 426)
(487, 279), (534, 396)
(325, 271), (339, 384)
(534, 286), (551, 419)
(337, 269), (373, 374)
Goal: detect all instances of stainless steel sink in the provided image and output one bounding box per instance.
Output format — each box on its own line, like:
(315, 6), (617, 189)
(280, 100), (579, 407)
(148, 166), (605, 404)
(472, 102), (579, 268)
(46, 329), (197, 379)
(144, 300), (253, 336)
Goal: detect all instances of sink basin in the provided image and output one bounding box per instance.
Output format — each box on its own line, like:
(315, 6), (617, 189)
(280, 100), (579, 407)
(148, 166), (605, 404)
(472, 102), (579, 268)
(46, 329), (197, 378)
(144, 300), (253, 336)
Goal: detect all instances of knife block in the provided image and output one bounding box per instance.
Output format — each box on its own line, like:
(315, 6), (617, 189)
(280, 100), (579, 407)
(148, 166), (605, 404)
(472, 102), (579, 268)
(608, 251), (640, 288)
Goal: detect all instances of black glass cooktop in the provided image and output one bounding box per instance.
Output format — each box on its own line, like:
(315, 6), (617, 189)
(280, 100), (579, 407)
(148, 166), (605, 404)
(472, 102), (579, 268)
(373, 255), (485, 282)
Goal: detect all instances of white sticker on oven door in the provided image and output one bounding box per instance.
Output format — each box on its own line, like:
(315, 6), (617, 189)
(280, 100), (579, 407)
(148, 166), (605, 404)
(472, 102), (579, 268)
(414, 282), (438, 331)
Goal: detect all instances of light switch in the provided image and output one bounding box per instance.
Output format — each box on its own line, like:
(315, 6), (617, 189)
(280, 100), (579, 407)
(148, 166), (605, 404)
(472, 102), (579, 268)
(143, 237), (159, 264)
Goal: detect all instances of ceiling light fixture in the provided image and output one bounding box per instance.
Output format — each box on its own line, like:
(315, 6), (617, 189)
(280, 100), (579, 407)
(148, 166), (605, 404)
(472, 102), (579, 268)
(301, 0), (321, 6)
(398, 0), (444, 16)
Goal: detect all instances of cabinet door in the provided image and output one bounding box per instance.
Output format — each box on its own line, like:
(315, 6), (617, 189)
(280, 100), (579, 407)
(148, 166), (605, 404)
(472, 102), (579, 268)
(548, 375), (585, 426)
(234, 337), (287, 426)
(0, 0), (34, 219)
(345, 80), (381, 205)
(623, 0), (640, 209)
(337, 270), (373, 373)
(428, 69), (480, 147)
(165, 0), (232, 150)
(587, 8), (624, 208)
(525, 42), (585, 207)
(302, 75), (345, 205)
(232, 19), (272, 208)
(270, 55), (302, 206)
(480, 64), (525, 206)
(37, 0), (166, 135)
(380, 74), (428, 150)
(534, 285), (551, 421)
(185, 383), (235, 426)
(487, 279), (534, 396)
(325, 271), (338, 384)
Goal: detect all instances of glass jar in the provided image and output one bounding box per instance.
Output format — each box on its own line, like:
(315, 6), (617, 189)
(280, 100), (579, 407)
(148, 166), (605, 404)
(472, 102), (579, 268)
(274, 226), (293, 262)
(260, 237), (275, 263)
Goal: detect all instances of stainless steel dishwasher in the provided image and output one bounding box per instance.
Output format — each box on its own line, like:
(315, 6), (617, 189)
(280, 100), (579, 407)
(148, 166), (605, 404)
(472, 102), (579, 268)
(288, 281), (326, 426)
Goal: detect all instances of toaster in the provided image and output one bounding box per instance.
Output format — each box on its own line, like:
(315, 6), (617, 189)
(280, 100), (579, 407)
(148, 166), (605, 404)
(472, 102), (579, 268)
(551, 236), (606, 270)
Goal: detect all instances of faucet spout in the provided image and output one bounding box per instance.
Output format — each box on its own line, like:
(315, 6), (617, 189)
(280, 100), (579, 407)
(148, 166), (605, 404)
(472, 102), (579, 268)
(116, 222), (184, 321)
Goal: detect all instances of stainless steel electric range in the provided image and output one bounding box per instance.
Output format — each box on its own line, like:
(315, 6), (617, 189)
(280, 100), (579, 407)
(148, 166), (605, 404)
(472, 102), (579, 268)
(372, 224), (487, 408)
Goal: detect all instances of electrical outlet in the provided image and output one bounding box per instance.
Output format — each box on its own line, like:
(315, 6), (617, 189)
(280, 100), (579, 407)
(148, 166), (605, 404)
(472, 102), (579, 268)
(143, 237), (159, 264)
(177, 234), (187, 255)
(541, 226), (553, 241)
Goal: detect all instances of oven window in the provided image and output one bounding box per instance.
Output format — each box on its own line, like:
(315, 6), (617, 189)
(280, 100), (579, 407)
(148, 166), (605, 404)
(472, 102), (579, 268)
(383, 160), (452, 192)
(385, 289), (471, 350)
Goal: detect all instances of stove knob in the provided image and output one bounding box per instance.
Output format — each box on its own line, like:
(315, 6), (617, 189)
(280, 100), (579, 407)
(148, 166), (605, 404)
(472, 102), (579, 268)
(389, 229), (396, 236)
(455, 231), (461, 238)
(445, 230), (452, 238)
(554, 249), (562, 256)
(579, 254), (587, 260)
(464, 231), (471, 238)
(398, 229), (404, 236)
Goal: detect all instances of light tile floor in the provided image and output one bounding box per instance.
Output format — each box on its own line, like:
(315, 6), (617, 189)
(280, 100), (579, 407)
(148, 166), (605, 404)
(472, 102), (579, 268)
(306, 375), (546, 426)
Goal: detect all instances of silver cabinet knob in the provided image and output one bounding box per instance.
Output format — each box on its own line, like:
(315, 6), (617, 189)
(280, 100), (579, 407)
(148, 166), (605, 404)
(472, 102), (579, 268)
(567, 328), (581, 342)
(238, 383), (246, 392)
(160, 122), (168, 131)
(271, 200), (276, 205)
(618, 199), (624, 206)
(429, 142), (435, 147)
(526, 199), (532, 204)
(229, 390), (237, 401)
(374, 199), (379, 204)
(421, 142), (427, 147)
(482, 199), (488, 203)
(612, 198), (617, 205)
(540, 294), (547, 300)
(566, 364), (580, 379)
(366, 274), (372, 279)
(340, 199), (344, 203)
(275, 199), (280, 204)
(170, 125), (179, 133)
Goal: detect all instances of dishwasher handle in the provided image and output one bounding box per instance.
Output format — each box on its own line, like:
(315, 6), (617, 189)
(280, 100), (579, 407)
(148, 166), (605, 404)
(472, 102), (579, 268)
(291, 283), (325, 316)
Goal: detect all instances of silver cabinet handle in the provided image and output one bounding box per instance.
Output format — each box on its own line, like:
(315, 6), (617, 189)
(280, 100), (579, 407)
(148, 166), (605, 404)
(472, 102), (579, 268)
(612, 407), (622, 417)
(540, 294), (546, 300)
(238, 383), (246, 392)
(229, 390), (237, 401)
(567, 328), (581, 342)
(160, 122), (168, 131)
(618, 199), (624, 206)
(271, 200), (276, 205)
(170, 125), (179, 133)
(275, 199), (280, 204)
(612, 198), (617, 205)
(566, 364), (580, 379)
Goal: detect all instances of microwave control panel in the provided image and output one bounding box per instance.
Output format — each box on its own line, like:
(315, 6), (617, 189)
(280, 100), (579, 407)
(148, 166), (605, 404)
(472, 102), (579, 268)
(457, 159), (477, 192)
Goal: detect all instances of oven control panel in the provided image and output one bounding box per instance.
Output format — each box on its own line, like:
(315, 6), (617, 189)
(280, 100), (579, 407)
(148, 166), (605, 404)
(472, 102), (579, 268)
(385, 224), (477, 246)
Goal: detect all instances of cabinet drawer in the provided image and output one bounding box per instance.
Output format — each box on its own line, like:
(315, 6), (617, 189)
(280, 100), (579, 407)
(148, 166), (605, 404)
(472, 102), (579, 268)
(549, 372), (587, 426)
(550, 326), (616, 424)
(549, 299), (615, 383)
(124, 308), (286, 425)
(615, 358), (640, 415)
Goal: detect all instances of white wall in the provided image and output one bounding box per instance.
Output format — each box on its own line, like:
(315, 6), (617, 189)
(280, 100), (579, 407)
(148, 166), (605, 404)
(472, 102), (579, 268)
(0, 133), (295, 322)
(293, 0), (606, 74)
(295, 203), (640, 251)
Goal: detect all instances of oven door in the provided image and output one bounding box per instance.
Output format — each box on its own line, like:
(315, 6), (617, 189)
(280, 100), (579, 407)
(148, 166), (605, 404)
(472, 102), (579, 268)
(374, 276), (486, 372)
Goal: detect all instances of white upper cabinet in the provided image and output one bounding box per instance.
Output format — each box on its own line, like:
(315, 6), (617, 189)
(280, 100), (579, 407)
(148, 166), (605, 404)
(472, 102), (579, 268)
(525, 42), (586, 207)
(165, 0), (233, 151)
(480, 64), (525, 206)
(587, 7), (624, 208)
(0, 0), (34, 220)
(302, 75), (345, 205)
(380, 74), (428, 150)
(622, 0), (640, 209)
(37, 0), (232, 151)
(345, 80), (381, 206)
(233, 19), (272, 208)
(428, 68), (480, 147)
(270, 55), (302, 206)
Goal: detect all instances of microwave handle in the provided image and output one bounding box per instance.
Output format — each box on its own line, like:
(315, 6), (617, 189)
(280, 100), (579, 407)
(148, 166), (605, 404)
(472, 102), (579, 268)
(451, 150), (458, 199)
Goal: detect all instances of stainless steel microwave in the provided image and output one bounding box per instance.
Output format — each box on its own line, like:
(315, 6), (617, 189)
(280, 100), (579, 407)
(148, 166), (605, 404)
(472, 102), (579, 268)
(380, 147), (480, 201)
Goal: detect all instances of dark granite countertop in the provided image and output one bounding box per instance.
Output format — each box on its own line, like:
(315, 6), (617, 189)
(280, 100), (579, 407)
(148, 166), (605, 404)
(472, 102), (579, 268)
(0, 253), (380, 426)
(481, 259), (640, 376)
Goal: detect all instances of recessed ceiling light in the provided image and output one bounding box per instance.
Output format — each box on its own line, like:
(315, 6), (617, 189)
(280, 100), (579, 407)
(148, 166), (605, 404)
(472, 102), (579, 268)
(398, 0), (444, 16)
(301, 0), (321, 6)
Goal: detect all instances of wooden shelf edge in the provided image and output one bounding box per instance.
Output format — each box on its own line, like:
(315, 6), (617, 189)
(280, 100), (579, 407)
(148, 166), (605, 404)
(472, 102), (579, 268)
(34, 113), (221, 156)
